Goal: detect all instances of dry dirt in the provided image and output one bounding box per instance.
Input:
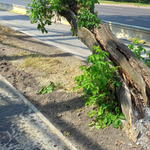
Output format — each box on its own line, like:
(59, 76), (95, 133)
(0, 24), (144, 150)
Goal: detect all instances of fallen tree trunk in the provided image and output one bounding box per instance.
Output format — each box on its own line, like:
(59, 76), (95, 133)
(59, 9), (150, 143)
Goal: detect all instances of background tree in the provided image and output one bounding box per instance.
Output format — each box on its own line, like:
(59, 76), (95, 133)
(28, 0), (150, 142)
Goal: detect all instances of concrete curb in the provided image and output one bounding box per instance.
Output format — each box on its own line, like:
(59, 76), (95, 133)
(0, 2), (150, 42)
(0, 74), (77, 150)
(102, 20), (150, 44)
(0, 2), (30, 15)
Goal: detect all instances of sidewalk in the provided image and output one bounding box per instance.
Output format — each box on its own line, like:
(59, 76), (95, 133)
(0, 74), (77, 150)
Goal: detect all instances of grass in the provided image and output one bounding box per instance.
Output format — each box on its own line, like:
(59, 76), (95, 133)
(63, 131), (71, 137)
(20, 53), (61, 73)
(98, 0), (150, 7)
(0, 25), (16, 35)
(18, 52), (84, 91)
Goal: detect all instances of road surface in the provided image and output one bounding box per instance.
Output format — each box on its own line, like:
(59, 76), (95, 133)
(0, 0), (150, 29)
(95, 4), (150, 29)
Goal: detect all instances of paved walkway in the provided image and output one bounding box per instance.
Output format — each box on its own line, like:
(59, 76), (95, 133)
(0, 75), (77, 150)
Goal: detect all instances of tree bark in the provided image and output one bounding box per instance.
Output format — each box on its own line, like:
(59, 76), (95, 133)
(59, 9), (150, 142)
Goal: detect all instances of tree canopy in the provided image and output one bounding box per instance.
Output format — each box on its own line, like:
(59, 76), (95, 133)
(28, 0), (101, 33)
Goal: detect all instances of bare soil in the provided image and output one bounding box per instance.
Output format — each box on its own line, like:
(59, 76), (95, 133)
(0, 24), (144, 150)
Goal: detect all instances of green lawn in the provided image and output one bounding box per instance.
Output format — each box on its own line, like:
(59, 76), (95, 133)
(98, 0), (150, 7)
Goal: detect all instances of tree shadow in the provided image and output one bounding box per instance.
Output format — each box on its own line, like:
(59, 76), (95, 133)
(0, 30), (89, 61)
(0, 76), (104, 150)
(0, 9), (90, 55)
(0, 79), (70, 150)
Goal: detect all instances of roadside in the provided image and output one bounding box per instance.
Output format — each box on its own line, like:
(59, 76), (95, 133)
(0, 24), (144, 150)
(1, 1), (150, 46)
(98, 0), (150, 8)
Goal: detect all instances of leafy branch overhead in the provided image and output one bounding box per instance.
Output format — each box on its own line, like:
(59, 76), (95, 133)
(27, 0), (101, 33)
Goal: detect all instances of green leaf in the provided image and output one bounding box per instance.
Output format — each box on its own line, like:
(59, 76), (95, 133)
(88, 122), (95, 127)
(87, 110), (96, 118)
(133, 39), (139, 45)
(98, 108), (103, 116)
(96, 124), (101, 130)
(113, 119), (122, 126)
(113, 124), (118, 128)
(115, 107), (120, 114)
(39, 82), (54, 95)
(116, 81), (120, 87)
(103, 117), (108, 125)
(119, 113), (125, 120)
(107, 119), (112, 126)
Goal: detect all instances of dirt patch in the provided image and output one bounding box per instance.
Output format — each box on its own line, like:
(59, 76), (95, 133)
(0, 24), (144, 150)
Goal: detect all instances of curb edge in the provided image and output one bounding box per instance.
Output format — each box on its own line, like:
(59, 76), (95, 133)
(0, 74), (78, 150)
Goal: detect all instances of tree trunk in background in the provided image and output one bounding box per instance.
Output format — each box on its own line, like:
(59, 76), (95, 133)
(59, 9), (150, 142)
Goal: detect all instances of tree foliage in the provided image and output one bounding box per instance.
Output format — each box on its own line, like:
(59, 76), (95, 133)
(105, 0), (150, 4)
(27, 0), (101, 33)
(74, 46), (124, 129)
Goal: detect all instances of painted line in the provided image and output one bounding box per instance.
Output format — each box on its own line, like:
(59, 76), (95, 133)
(0, 74), (77, 150)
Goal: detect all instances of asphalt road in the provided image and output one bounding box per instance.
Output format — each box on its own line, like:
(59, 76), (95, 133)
(0, 0), (150, 29)
(95, 4), (150, 29)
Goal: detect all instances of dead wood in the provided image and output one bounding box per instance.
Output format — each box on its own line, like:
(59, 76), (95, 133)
(58, 9), (150, 142)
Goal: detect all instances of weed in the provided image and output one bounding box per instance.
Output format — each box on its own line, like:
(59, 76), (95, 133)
(29, 53), (40, 57)
(55, 82), (64, 89)
(13, 79), (18, 83)
(63, 131), (71, 137)
(39, 81), (55, 95)
(20, 54), (61, 73)
(74, 46), (125, 130)
(12, 50), (31, 57)
(75, 107), (82, 112)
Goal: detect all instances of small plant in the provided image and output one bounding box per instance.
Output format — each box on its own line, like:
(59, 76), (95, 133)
(63, 131), (71, 137)
(74, 46), (125, 130)
(127, 39), (150, 68)
(55, 82), (64, 89)
(39, 81), (55, 95)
